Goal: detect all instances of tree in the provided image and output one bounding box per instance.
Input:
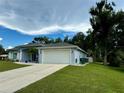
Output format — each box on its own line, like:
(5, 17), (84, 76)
(64, 36), (69, 43)
(33, 36), (50, 44)
(72, 32), (85, 50)
(115, 11), (124, 47)
(89, 0), (119, 64)
(107, 11), (124, 66)
(27, 47), (38, 55)
(84, 29), (96, 58)
(49, 39), (55, 44)
(27, 47), (38, 61)
(108, 48), (124, 67)
(32, 36), (64, 44)
(54, 37), (62, 43)
(0, 45), (5, 55)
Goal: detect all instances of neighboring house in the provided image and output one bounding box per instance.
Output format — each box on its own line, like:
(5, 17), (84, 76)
(8, 43), (88, 64)
(0, 54), (8, 60)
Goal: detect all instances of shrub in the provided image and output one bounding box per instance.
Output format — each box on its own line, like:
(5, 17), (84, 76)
(108, 49), (124, 67)
(80, 58), (88, 64)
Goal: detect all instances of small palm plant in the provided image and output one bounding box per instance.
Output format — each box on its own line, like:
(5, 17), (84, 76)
(27, 47), (37, 55)
(27, 47), (38, 62)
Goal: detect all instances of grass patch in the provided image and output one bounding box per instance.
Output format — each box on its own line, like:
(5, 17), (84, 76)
(16, 63), (124, 93)
(0, 61), (29, 72)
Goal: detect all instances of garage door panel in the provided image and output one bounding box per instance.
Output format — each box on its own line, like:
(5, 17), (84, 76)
(43, 49), (70, 64)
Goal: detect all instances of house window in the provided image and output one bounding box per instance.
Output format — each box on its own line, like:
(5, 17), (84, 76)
(13, 53), (17, 59)
(75, 58), (77, 63)
(40, 50), (42, 54)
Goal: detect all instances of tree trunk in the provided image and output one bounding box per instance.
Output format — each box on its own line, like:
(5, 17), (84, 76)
(93, 54), (96, 62)
(103, 49), (107, 65)
(99, 49), (102, 59)
(92, 50), (96, 62)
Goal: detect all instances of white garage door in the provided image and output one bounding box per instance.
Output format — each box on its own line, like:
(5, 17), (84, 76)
(43, 49), (70, 64)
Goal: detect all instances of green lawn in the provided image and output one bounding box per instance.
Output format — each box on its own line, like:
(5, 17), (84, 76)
(16, 63), (124, 93)
(0, 61), (28, 72)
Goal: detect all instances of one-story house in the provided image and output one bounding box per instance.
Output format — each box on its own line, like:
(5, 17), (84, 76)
(0, 54), (8, 60)
(8, 43), (88, 64)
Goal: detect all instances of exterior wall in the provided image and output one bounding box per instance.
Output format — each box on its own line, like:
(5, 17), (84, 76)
(70, 49), (87, 64)
(41, 48), (70, 64)
(38, 49), (42, 63)
(19, 49), (22, 62)
(9, 48), (39, 63)
(71, 49), (80, 64)
(8, 49), (28, 62)
(20, 49), (38, 62)
(17, 52), (20, 60)
(8, 52), (13, 60)
(8, 47), (87, 64)
(21, 50), (29, 62)
(8, 51), (20, 60)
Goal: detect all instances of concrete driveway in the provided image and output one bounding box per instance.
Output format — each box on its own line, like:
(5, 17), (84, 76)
(0, 64), (68, 93)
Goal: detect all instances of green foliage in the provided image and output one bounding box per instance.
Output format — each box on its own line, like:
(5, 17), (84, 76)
(0, 44), (5, 55)
(27, 47), (38, 55)
(108, 49), (124, 67)
(90, 0), (115, 50)
(71, 32), (85, 49)
(0, 61), (28, 72)
(33, 36), (50, 44)
(89, 0), (124, 64)
(80, 58), (88, 64)
(63, 36), (69, 43)
(54, 37), (62, 43)
(0, 59), (14, 62)
(32, 32), (87, 50)
(32, 36), (63, 44)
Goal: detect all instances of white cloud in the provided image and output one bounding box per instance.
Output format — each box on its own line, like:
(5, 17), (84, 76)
(24, 43), (28, 45)
(0, 37), (3, 41)
(0, 0), (96, 35)
(7, 46), (13, 49)
(0, 0), (123, 35)
(17, 23), (91, 35)
(0, 20), (91, 35)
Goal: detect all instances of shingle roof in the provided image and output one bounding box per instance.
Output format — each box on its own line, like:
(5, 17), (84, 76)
(16, 43), (44, 48)
(8, 43), (87, 54)
(42, 43), (76, 47)
(8, 43), (75, 50)
(17, 43), (75, 48)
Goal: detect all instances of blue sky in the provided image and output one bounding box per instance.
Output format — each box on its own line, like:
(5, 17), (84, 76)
(0, 26), (76, 48)
(0, 0), (123, 49)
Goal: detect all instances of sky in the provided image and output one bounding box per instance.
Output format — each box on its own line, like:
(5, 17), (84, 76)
(0, 0), (123, 49)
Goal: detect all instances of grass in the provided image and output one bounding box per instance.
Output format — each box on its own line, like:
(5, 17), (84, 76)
(15, 63), (124, 93)
(0, 61), (29, 72)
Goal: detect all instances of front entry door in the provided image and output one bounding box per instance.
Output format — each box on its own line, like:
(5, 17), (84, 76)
(32, 53), (38, 63)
